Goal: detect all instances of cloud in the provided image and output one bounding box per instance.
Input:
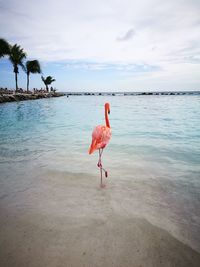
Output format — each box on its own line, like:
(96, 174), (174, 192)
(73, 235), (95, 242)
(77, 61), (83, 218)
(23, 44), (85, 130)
(0, 0), (200, 90)
(117, 28), (135, 41)
(1, 0), (200, 64)
(63, 61), (160, 73)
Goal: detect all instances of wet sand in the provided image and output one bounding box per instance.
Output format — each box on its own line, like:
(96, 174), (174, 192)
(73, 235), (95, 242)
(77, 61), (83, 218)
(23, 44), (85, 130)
(0, 170), (200, 267)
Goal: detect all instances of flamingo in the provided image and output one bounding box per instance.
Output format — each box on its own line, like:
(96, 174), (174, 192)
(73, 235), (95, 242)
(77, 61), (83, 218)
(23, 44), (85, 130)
(89, 103), (112, 187)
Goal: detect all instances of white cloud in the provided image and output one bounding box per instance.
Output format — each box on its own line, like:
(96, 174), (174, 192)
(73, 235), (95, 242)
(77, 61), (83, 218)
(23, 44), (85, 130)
(0, 0), (200, 90)
(117, 28), (136, 41)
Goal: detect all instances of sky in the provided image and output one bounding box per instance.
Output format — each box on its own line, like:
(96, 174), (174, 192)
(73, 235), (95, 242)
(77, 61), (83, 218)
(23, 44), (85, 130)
(0, 0), (200, 92)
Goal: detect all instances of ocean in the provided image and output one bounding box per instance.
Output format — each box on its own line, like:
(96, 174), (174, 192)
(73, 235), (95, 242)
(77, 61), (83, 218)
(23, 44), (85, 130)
(0, 94), (200, 252)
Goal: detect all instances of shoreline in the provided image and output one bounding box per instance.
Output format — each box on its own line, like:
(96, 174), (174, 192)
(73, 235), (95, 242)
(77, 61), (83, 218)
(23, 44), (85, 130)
(0, 92), (65, 104)
(1, 91), (199, 103)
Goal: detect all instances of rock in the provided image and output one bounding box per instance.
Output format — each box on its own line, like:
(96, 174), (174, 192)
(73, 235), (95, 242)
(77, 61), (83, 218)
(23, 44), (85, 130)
(0, 92), (65, 104)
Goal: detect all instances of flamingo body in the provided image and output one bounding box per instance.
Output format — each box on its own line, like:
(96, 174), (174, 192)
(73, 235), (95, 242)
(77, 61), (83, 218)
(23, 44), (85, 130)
(89, 125), (111, 154)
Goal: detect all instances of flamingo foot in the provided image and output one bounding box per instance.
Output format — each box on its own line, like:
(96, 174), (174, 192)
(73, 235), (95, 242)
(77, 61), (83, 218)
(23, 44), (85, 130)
(100, 183), (106, 188)
(97, 162), (102, 167)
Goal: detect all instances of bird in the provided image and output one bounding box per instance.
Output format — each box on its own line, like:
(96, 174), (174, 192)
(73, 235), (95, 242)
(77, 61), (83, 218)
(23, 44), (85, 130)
(89, 103), (112, 187)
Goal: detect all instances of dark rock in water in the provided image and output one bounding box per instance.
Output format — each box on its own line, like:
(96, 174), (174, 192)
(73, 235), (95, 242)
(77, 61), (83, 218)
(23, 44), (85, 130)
(0, 92), (65, 104)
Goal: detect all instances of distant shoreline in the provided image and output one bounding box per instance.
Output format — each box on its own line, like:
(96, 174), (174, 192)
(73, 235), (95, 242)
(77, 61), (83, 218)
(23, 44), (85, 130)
(0, 92), (65, 104)
(65, 91), (200, 96)
(1, 91), (199, 104)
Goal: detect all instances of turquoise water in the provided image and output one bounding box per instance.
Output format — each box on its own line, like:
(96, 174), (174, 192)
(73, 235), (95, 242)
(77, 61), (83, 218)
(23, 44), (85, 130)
(0, 95), (200, 250)
(0, 95), (199, 172)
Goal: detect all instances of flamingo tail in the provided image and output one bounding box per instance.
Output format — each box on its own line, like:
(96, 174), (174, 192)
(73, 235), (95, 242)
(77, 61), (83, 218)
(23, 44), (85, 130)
(89, 139), (97, 154)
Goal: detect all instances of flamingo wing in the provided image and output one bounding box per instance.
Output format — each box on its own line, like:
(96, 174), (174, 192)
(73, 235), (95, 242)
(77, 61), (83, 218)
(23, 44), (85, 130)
(89, 125), (111, 154)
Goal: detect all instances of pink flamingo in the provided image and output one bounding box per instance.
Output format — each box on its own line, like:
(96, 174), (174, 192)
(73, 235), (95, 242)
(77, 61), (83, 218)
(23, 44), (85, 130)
(89, 103), (112, 187)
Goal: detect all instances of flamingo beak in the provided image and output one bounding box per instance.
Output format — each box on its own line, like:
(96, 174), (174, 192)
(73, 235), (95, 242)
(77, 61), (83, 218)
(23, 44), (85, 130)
(108, 110), (110, 114)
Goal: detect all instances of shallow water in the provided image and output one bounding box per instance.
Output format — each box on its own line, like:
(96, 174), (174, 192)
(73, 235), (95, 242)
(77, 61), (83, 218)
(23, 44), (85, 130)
(0, 95), (200, 251)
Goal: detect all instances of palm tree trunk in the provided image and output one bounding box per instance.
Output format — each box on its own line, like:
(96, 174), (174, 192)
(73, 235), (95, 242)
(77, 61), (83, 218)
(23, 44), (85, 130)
(46, 84), (49, 92)
(15, 72), (18, 92)
(27, 73), (29, 92)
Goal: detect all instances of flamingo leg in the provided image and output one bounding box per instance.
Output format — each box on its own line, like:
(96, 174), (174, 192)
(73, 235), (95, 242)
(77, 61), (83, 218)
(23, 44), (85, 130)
(98, 148), (107, 188)
(98, 149), (103, 187)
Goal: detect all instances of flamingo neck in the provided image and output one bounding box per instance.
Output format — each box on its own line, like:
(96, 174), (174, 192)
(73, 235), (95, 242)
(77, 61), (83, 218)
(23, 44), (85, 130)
(105, 106), (110, 128)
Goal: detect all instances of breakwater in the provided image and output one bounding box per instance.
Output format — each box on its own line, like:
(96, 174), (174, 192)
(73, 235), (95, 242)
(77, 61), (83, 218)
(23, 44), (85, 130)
(65, 91), (200, 96)
(0, 92), (65, 104)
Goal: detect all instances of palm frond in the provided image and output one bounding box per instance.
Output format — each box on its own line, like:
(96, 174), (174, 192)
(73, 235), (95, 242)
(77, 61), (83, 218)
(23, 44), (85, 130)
(26, 60), (41, 74)
(41, 75), (46, 83)
(9, 44), (27, 68)
(20, 62), (26, 72)
(42, 75), (56, 85)
(0, 38), (10, 58)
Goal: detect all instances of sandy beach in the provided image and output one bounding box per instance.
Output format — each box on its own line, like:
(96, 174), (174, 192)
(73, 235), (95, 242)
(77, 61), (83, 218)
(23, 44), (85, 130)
(1, 168), (200, 267)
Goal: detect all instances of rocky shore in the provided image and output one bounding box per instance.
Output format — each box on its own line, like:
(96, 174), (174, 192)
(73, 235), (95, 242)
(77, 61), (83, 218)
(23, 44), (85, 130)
(0, 92), (65, 104)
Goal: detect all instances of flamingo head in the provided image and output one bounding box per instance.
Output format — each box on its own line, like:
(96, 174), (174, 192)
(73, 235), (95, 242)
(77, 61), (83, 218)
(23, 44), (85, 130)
(105, 103), (110, 114)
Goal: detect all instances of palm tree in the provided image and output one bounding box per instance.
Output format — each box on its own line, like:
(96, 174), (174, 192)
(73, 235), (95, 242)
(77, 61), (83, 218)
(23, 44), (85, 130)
(0, 38), (10, 58)
(41, 76), (56, 92)
(9, 44), (26, 91)
(25, 60), (41, 92)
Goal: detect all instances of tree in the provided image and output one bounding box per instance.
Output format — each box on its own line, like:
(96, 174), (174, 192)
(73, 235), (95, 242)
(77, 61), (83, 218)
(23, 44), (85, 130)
(9, 44), (26, 91)
(25, 60), (41, 92)
(0, 38), (10, 58)
(41, 76), (56, 92)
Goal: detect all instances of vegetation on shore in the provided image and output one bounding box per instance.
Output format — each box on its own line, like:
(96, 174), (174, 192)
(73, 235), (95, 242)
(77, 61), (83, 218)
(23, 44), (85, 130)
(0, 38), (10, 58)
(41, 76), (56, 92)
(0, 37), (56, 93)
(25, 60), (41, 92)
(9, 44), (27, 91)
